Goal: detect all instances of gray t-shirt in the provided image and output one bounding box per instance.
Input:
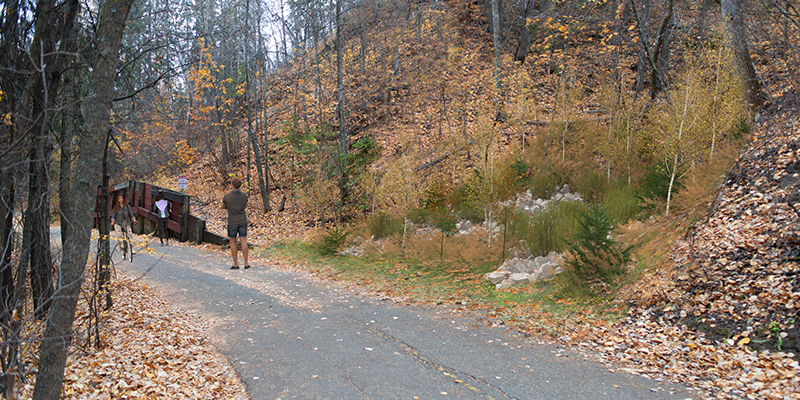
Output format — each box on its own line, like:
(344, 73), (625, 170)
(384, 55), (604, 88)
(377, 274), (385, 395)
(112, 204), (134, 226)
(223, 189), (248, 226)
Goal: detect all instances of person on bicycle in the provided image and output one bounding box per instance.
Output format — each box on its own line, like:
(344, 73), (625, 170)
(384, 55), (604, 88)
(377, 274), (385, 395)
(111, 195), (136, 259)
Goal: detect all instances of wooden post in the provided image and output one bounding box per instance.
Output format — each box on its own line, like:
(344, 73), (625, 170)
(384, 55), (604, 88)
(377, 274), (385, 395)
(134, 181), (144, 234)
(145, 182), (152, 235)
(196, 219), (205, 244)
(181, 193), (190, 242)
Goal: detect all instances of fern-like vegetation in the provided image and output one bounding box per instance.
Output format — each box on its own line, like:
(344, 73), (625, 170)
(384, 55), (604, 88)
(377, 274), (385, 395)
(565, 205), (633, 285)
(317, 226), (350, 255)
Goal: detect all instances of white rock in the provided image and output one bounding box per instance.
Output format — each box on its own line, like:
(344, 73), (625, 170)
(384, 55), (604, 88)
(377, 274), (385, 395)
(547, 251), (565, 265)
(526, 271), (542, 282)
(539, 263), (557, 279)
(486, 270), (510, 285)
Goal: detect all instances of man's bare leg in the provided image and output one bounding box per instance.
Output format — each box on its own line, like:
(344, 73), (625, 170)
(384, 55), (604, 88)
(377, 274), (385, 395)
(230, 238), (239, 267)
(240, 237), (249, 267)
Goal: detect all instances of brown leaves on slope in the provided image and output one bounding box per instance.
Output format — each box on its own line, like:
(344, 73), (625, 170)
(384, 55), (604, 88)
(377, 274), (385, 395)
(569, 315), (800, 399)
(571, 95), (800, 400)
(654, 95), (800, 340)
(18, 277), (248, 399)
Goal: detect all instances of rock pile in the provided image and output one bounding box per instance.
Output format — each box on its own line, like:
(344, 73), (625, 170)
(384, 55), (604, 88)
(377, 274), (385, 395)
(483, 184), (581, 288)
(344, 185), (581, 290)
(484, 251), (565, 289)
(500, 184), (583, 216)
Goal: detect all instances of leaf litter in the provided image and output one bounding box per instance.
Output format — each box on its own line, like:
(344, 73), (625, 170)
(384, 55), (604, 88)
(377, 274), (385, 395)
(18, 277), (249, 399)
(33, 96), (800, 399)
(568, 96), (800, 400)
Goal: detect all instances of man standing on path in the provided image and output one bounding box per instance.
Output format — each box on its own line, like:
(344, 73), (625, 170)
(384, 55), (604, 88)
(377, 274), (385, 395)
(222, 178), (249, 269)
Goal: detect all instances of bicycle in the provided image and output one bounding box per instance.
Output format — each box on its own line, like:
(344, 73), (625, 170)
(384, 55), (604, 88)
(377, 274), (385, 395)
(116, 223), (134, 262)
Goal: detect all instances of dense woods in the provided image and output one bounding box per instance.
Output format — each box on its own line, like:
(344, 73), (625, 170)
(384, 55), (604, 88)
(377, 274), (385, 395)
(1, 0), (798, 398)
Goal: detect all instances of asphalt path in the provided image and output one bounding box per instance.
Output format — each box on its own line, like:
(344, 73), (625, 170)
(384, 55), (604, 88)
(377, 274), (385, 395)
(107, 238), (691, 400)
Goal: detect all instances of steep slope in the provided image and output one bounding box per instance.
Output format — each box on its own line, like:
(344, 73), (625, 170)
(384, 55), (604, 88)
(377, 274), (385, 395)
(571, 95), (800, 400)
(161, 2), (800, 398)
(649, 94), (800, 351)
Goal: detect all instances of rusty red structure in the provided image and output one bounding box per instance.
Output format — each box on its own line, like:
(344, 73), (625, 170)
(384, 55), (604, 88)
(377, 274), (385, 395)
(97, 180), (227, 245)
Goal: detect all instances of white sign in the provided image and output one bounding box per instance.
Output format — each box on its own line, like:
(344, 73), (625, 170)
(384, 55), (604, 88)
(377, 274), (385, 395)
(178, 175), (188, 189)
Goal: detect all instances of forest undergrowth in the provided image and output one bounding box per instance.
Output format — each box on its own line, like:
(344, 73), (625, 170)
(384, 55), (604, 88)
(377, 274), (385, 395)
(6, 0), (799, 397)
(146, 1), (800, 397)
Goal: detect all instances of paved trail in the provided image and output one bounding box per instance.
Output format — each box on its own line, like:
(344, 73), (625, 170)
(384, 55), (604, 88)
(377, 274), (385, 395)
(112, 240), (690, 400)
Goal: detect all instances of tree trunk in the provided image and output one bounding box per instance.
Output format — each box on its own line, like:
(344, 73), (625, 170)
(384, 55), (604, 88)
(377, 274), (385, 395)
(218, 105), (231, 168)
(19, 0), (60, 321)
(491, 0), (503, 90)
(649, 0), (674, 99)
(58, 52), (80, 256)
(99, 136), (112, 311)
(280, 0), (289, 65)
(721, 0), (769, 109)
(635, 0), (650, 95)
(23, 0), (81, 322)
(360, 30), (367, 113)
(610, 0), (631, 84)
(244, 0), (270, 212)
(336, 0), (349, 200)
(26, 146), (54, 320)
(32, 0), (134, 398)
(0, 1), (21, 347)
(696, 0), (714, 42)
(249, 128), (270, 212)
(514, 0), (532, 62)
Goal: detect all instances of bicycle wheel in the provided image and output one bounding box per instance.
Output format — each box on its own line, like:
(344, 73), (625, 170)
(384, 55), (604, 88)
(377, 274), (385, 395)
(124, 231), (133, 262)
(119, 239), (128, 260)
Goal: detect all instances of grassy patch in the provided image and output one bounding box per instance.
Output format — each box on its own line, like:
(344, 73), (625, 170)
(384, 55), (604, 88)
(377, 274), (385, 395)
(507, 200), (587, 257)
(262, 237), (630, 337)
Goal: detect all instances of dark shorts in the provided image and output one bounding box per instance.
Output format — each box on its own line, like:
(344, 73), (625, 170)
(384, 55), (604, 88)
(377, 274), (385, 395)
(227, 222), (248, 238)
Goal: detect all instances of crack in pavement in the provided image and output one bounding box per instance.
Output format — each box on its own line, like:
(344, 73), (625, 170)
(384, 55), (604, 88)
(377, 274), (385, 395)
(313, 346), (370, 399)
(114, 238), (692, 399)
(344, 316), (519, 400)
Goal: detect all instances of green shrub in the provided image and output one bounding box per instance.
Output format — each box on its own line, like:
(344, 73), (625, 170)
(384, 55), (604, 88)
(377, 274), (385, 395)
(317, 226), (350, 255)
(731, 115), (750, 140)
(509, 201), (586, 257)
(576, 170), (606, 203)
(602, 183), (640, 223)
(421, 185), (448, 209)
(407, 207), (431, 225)
(528, 172), (561, 199)
(565, 205), (632, 284)
(430, 207), (458, 259)
(495, 158), (531, 199)
(451, 170), (488, 223)
(510, 158), (530, 182)
(638, 161), (682, 203)
(368, 211), (402, 240)
(431, 207), (458, 235)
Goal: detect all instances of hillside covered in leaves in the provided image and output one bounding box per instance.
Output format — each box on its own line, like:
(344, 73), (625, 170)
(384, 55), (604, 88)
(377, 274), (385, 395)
(2, 0), (800, 398)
